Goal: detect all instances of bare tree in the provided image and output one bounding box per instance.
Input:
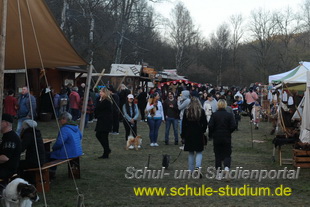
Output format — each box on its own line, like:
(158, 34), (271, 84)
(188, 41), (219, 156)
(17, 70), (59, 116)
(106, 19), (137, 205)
(169, 2), (198, 73)
(209, 24), (230, 86)
(230, 14), (244, 84)
(248, 8), (278, 81)
(274, 7), (300, 70)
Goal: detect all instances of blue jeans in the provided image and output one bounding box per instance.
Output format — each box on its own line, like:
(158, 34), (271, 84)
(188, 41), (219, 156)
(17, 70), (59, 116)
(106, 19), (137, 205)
(188, 151), (203, 171)
(147, 117), (162, 143)
(16, 117), (30, 136)
(165, 117), (178, 142)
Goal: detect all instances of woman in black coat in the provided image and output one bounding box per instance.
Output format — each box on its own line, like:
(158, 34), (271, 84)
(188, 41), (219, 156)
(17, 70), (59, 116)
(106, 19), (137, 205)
(19, 120), (45, 182)
(182, 97), (208, 172)
(95, 87), (113, 159)
(208, 99), (236, 175)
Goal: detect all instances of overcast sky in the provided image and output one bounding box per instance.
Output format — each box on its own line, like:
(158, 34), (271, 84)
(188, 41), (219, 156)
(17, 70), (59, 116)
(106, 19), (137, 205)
(151, 0), (305, 38)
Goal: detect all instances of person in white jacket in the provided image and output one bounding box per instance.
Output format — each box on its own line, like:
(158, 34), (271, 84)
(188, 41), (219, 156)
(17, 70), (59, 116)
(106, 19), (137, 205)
(146, 92), (165, 147)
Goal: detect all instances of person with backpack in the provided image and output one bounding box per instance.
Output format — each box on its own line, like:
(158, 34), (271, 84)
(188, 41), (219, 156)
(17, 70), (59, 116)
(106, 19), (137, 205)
(59, 88), (69, 114)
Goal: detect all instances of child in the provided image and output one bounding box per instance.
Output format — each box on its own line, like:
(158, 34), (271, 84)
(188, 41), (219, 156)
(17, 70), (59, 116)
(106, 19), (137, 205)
(251, 101), (262, 129)
(231, 96), (242, 130)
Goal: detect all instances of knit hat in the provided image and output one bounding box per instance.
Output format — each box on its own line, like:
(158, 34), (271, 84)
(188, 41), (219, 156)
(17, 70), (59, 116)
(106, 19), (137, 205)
(2, 114), (13, 123)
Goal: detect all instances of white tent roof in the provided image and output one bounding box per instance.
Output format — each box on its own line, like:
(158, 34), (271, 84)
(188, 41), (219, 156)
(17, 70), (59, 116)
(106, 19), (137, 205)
(109, 64), (142, 77)
(271, 62), (310, 84)
(268, 68), (295, 83)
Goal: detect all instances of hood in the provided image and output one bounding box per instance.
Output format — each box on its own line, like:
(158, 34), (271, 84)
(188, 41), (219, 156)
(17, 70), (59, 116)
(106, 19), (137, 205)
(63, 123), (79, 132)
(22, 119), (38, 130)
(181, 90), (190, 100)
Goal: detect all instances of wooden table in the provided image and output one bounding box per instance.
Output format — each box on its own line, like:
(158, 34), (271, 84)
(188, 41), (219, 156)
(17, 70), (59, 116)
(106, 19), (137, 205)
(43, 138), (56, 153)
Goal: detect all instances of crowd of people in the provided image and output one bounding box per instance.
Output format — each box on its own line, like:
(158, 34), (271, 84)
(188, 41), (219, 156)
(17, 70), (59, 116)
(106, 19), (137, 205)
(1, 82), (266, 187)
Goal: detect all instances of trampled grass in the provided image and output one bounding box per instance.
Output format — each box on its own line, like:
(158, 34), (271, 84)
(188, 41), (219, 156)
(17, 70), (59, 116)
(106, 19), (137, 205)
(29, 116), (310, 207)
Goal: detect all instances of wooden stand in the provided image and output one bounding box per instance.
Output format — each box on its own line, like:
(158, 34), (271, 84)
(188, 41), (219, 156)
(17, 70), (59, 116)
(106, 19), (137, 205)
(293, 149), (310, 168)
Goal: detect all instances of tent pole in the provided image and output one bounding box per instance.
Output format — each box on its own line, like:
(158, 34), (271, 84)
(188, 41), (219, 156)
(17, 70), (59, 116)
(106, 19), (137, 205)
(0, 0), (8, 122)
(79, 64), (93, 136)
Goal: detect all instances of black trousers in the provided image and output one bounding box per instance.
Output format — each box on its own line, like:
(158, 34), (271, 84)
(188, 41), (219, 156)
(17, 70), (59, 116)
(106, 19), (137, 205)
(247, 103), (255, 120)
(138, 104), (146, 120)
(213, 142), (232, 170)
(123, 120), (137, 141)
(112, 111), (119, 133)
(96, 131), (111, 155)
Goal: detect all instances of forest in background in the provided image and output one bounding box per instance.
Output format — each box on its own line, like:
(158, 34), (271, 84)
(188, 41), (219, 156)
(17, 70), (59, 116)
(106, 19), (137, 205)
(46, 0), (310, 87)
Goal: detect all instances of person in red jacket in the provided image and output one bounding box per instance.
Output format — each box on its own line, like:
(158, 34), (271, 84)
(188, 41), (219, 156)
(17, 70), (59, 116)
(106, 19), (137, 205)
(69, 87), (80, 121)
(3, 90), (17, 118)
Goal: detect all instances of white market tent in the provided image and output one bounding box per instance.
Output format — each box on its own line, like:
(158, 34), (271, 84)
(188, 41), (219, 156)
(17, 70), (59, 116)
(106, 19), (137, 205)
(271, 62), (310, 84)
(299, 71), (310, 143)
(269, 68), (296, 83)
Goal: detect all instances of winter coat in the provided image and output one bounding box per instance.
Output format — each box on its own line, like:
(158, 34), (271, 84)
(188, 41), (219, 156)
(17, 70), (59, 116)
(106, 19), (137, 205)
(208, 109), (236, 145)
(4, 95), (17, 117)
(94, 98), (113, 132)
(17, 93), (37, 118)
(182, 109), (208, 152)
(50, 124), (83, 159)
(20, 128), (45, 168)
(69, 91), (80, 109)
(177, 90), (191, 120)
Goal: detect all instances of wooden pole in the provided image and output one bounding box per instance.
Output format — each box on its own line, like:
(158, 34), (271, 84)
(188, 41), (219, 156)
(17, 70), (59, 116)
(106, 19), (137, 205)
(92, 68), (105, 90)
(0, 0), (8, 122)
(79, 64), (93, 136)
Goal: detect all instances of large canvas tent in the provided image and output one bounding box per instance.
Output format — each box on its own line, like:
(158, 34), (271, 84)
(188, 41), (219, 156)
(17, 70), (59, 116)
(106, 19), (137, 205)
(0, 0), (90, 134)
(0, 0), (87, 69)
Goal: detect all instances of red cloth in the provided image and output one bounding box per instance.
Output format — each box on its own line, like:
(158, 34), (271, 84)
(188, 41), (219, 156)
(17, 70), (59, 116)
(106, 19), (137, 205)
(4, 95), (17, 116)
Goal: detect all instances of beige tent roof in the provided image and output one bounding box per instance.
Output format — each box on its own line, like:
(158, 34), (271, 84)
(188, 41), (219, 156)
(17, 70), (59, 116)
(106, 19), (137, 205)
(0, 0), (87, 69)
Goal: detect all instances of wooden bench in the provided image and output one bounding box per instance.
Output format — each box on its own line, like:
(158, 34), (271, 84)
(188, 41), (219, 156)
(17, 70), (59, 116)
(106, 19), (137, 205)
(24, 157), (80, 192)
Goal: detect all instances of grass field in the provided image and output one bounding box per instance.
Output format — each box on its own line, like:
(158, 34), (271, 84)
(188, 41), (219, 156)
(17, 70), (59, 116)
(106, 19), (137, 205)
(28, 116), (310, 207)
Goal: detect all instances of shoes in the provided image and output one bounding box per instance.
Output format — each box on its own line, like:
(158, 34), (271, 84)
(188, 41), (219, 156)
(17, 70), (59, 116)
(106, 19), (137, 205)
(138, 145), (141, 149)
(150, 143), (155, 147)
(215, 172), (223, 180)
(270, 129), (275, 135)
(255, 126), (258, 130)
(179, 145), (184, 150)
(88, 120), (93, 123)
(165, 141), (169, 145)
(109, 132), (119, 135)
(98, 149), (111, 158)
(174, 141), (178, 145)
(98, 154), (109, 159)
(128, 145), (134, 150)
(154, 143), (159, 147)
(93, 119), (97, 122)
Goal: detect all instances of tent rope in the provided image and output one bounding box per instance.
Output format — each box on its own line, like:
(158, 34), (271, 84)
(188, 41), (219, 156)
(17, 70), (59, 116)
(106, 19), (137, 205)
(16, 0), (48, 206)
(18, 0), (85, 206)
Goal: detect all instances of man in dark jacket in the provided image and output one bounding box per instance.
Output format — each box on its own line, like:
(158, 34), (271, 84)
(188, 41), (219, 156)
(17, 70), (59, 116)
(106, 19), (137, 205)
(16, 86), (37, 136)
(163, 91), (179, 145)
(208, 99), (236, 179)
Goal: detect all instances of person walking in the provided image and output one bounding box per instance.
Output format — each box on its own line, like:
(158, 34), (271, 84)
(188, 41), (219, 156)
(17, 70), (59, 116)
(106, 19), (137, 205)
(181, 97), (207, 172)
(94, 87), (113, 158)
(3, 89), (17, 118)
(244, 87), (258, 120)
(163, 91), (179, 145)
(122, 94), (139, 144)
(146, 92), (165, 147)
(69, 86), (80, 121)
(208, 99), (236, 180)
